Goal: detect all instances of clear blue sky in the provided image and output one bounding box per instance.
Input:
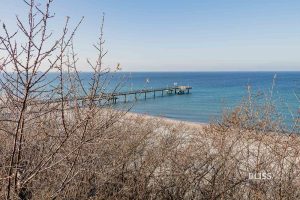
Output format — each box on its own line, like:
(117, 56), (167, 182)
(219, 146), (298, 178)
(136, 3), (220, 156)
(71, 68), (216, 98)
(1, 0), (300, 71)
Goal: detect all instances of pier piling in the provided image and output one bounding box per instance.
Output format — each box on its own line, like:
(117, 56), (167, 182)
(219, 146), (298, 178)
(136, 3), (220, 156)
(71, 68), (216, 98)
(33, 86), (192, 106)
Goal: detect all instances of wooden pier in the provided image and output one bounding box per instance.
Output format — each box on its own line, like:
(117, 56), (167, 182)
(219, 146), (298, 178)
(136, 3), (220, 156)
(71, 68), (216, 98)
(0, 86), (192, 109)
(103, 85), (192, 103)
(55, 85), (192, 105)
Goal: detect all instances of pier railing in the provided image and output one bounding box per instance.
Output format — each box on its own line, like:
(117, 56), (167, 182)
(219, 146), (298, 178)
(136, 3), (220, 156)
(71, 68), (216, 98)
(0, 86), (192, 109)
(83, 85), (192, 103)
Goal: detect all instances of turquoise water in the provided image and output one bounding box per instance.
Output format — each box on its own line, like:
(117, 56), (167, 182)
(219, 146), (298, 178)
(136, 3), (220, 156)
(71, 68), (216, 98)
(46, 72), (299, 126)
(110, 72), (300, 126)
(3, 71), (299, 126)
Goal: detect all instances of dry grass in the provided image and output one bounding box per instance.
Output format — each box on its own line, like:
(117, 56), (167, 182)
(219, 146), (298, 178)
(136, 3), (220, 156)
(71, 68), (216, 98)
(1, 103), (300, 199)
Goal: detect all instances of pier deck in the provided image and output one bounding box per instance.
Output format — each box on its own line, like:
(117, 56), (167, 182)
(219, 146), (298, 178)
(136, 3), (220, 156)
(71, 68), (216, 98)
(0, 86), (192, 109)
(55, 85), (192, 105)
(104, 85), (192, 103)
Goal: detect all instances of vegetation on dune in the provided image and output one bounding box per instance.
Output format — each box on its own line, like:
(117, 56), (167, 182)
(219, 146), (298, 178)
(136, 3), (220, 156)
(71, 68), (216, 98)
(1, 0), (300, 199)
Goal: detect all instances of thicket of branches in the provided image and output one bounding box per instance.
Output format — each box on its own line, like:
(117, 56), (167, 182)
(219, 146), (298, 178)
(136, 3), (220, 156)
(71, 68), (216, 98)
(0, 0), (126, 199)
(1, 0), (300, 200)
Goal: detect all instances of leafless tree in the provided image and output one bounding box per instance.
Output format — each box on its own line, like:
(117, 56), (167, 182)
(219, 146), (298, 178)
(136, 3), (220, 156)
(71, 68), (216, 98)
(0, 0), (126, 199)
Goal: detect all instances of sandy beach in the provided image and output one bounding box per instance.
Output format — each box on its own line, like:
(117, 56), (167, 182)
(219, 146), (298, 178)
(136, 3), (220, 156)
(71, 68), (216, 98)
(125, 111), (207, 128)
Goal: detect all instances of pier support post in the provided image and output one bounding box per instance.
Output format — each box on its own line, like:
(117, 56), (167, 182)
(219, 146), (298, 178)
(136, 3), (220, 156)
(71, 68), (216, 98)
(135, 93), (137, 101)
(162, 90), (163, 96)
(124, 94), (127, 102)
(154, 91), (155, 98)
(144, 92), (146, 99)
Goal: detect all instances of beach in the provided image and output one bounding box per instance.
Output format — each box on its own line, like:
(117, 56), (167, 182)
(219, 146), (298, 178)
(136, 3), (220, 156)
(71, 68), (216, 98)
(125, 111), (207, 128)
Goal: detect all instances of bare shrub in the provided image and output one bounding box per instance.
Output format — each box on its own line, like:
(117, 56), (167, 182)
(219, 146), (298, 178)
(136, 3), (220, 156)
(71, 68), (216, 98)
(0, 0), (126, 199)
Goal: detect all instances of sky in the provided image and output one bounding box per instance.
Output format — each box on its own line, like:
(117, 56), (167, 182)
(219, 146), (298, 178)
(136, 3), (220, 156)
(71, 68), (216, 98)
(0, 0), (300, 71)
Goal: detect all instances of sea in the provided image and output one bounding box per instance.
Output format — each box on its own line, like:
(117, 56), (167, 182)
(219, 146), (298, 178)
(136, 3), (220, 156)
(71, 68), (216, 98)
(70, 72), (299, 128)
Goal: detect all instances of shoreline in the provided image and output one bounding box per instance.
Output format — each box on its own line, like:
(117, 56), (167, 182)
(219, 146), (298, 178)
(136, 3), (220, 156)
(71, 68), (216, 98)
(125, 111), (208, 128)
(122, 110), (299, 139)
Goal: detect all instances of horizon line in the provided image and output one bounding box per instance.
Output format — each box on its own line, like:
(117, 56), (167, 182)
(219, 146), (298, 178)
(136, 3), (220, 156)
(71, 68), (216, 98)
(75, 70), (300, 73)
